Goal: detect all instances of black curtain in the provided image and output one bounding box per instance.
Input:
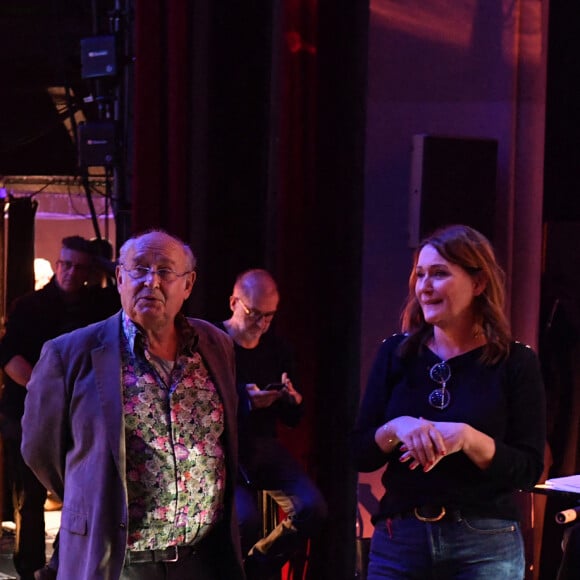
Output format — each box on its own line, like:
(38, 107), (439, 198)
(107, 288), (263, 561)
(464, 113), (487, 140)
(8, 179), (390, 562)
(131, 2), (369, 577)
(5, 196), (37, 311)
(539, 0), (580, 576)
(538, 223), (580, 579)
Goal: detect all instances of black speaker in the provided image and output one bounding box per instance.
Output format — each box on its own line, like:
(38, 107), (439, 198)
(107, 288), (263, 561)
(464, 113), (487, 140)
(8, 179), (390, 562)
(78, 121), (116, 167)
(81, 35), (117, 79)
(409, 134), (498, 246)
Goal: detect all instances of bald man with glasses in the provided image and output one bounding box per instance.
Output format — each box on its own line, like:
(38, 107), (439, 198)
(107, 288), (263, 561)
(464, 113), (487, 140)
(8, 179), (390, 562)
(217, 269), (327, 580)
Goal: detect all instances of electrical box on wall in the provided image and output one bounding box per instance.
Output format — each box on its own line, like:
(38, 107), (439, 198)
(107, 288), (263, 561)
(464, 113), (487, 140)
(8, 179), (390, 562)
(81, 35), (117, 78)
(78, 121), (116, 167)
(409, 134), (498, 247)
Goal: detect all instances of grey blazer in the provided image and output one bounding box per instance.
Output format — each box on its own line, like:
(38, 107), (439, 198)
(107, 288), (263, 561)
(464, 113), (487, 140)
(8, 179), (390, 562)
(21, 313), (244, 580)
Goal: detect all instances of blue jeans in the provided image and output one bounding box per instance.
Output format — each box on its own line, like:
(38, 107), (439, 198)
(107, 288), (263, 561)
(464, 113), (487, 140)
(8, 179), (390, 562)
(368, 515), (525, 579)
(236, 438), (327, 577)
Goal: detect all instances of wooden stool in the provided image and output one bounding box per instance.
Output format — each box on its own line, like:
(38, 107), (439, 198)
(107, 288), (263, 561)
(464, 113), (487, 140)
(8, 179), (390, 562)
(258, 491), (310, 579)
(259, 490), (278, 538)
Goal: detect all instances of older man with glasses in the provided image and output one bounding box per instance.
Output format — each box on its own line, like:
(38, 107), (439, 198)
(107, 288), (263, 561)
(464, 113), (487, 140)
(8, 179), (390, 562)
(21, 230), (244, 580)
(0, 235), (120, 580)
(216, 269), (327, 580)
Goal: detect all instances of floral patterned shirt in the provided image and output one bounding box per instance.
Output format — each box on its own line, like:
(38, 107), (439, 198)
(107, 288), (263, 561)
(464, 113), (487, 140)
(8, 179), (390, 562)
(121, 312), (226, 550)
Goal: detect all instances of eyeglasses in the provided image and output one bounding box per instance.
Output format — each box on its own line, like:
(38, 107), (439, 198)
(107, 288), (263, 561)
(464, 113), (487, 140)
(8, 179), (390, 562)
(236, 297), (277, 322)
(428, 361), (451, 410)
(121, 264), (192, 283)
(56, 260), (90, 272)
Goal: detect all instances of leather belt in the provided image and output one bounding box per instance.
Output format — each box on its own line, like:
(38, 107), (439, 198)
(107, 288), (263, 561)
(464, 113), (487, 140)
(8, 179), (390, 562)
(390, 506), (463, 523)
(126, 545), (195, 564)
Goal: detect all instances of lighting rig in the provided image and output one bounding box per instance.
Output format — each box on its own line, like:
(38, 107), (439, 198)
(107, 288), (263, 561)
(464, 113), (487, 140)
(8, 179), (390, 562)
(76, 0), (133, 247)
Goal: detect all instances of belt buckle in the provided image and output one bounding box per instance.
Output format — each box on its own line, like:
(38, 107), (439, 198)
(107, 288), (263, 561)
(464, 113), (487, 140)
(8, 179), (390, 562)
(162, 545), (179, 562)
(413, 506), (446, 522)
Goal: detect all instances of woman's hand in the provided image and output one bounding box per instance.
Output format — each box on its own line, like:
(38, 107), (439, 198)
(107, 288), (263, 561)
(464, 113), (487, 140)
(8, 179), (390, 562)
(431, 420), (495, 470)
(429, 421), (469, 455)
(400, 420), (496, 471)
(384, 416), (447, 471)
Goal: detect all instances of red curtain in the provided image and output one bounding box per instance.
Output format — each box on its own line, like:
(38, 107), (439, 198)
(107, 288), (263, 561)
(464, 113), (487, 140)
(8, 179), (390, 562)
(132, 0), (191, 238)
(130, 3), (364, 577)
(274, 0), (319, 481)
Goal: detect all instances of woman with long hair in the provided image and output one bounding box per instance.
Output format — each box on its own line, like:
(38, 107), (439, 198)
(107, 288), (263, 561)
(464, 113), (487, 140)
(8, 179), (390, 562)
(353, 224), (546, 579)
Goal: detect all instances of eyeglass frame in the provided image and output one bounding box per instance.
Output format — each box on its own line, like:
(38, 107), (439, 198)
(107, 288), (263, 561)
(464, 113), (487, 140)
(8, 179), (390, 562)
(120, 264), (193, 283)
(428, 360), (452, 410)
(235, 296), (277, 322)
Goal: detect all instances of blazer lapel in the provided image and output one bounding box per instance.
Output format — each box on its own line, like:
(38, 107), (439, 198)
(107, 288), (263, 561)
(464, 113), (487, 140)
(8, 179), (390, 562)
(92, 314), (127, 486)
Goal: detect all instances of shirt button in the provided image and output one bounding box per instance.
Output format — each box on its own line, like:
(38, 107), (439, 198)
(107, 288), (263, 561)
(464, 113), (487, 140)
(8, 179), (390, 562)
(119, 522), (126, 529)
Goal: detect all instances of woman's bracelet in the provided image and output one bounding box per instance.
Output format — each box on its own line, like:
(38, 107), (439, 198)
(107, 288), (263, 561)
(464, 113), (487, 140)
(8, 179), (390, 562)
(376, 421), (398, 452)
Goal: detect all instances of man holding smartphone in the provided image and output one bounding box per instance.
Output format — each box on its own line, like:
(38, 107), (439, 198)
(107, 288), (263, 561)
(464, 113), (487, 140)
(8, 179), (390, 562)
(216, 269), (327, 580)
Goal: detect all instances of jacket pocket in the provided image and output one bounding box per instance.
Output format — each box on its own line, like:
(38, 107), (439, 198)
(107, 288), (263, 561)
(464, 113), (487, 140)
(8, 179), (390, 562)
(60, 506), (88, 536)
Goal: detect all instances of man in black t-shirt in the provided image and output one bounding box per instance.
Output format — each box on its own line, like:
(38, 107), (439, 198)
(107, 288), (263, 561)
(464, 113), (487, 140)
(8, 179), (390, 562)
(217, 269), (327, 580)
(0, 236), (120, 580)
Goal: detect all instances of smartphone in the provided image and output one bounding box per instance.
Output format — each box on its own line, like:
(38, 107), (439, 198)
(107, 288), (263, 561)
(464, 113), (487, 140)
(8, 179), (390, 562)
(265, 382), (284, 391)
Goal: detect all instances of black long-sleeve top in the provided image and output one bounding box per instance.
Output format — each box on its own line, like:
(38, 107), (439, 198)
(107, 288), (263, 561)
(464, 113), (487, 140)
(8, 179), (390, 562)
(0, 277), (120, 420)
(352, 334), (546, 522)
(214, 322), (303, 463)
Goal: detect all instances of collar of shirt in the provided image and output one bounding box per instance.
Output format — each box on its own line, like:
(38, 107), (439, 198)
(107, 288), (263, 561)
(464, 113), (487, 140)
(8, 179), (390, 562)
(121, 311), (199, 356)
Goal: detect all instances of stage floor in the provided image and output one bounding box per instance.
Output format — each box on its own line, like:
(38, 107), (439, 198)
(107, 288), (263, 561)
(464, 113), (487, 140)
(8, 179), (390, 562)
(0, 509), (60, 579)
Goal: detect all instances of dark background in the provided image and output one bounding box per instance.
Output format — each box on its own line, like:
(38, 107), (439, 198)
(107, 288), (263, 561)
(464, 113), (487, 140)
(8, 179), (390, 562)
(0, 1), (578, 579)
(0, 1), (366, 578)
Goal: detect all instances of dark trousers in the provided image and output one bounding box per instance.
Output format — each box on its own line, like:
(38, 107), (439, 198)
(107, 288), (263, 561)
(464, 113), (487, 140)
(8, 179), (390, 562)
(120, 555), (218, 580)
(237, 438), (327, 579)
(121, 530), (239, 580)
(1, 417), (47, 579)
